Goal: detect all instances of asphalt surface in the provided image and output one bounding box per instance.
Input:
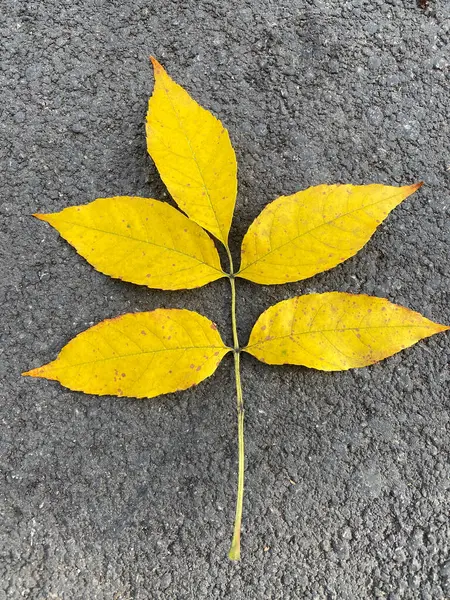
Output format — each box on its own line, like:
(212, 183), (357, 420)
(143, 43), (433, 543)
(1, 0), (450, 598)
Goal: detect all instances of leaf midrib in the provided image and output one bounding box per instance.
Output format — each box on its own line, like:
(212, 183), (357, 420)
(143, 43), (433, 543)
(245, 324), (437, 350)
(54, 219), (224, 275)
(46, 345), (231, 370)
(158, 76), (229, 243)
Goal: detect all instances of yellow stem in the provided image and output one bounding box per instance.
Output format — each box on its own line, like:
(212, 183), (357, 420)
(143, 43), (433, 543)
(226, 247), (245, 561)
(229, 348), (244, 560)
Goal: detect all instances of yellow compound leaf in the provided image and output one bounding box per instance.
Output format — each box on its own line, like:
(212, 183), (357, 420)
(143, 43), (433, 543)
(146, 57), (237, 245)
(238, 183), (422, 285)
(23, 309), (230, 399)
(34, 197), (225, 290)
(245, 293), (449, 371)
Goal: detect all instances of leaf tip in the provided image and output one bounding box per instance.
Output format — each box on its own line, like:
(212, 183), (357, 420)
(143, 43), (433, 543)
(32, 213), (51, 222)
(150, 56), (164, 74)
(22, 362), (55, 379)
(410, 181), (424, 192)
(22, 367), (42, 378)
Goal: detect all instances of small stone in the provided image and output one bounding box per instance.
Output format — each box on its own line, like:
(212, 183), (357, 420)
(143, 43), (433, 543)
(386, 74), (400, 86)
(25, 64), (41, 81)
(368, 56), (381, 70)
(13, 111), (26, 123)
(160, 573), (172, 590)
(332, 540), (350, 559)
(441, 560), (450, 577)
(255, 123), (268, 136)
(365, 22), (379, 34)
(401, 119), (420, 141)
(433, 56), (448, 70)
(408, 528), (424, 549)
(329, 59), (339, 73)
(367, 106), (383, 127)
(70, 122), (85, 133)
(342, 527), (353, 540)
(394, 548), (407, 563)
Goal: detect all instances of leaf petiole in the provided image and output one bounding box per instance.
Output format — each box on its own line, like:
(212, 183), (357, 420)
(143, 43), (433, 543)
(229, 347), (244, 560)
(226, 249), (245, 560)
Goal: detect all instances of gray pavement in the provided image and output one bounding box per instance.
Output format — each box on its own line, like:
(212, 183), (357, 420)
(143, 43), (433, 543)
(1, 0), (449, 598)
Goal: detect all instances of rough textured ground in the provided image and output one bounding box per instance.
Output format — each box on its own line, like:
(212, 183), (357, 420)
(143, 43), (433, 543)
(1, 0), (449, 598)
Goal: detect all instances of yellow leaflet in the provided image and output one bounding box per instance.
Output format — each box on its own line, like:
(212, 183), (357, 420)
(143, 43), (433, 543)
(34, 197), (225, 290)
(238, 183), (422, 284)
(146, 57), (237, 245)
(23, 309), (230, 398)
(245, 292), (448, 371)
